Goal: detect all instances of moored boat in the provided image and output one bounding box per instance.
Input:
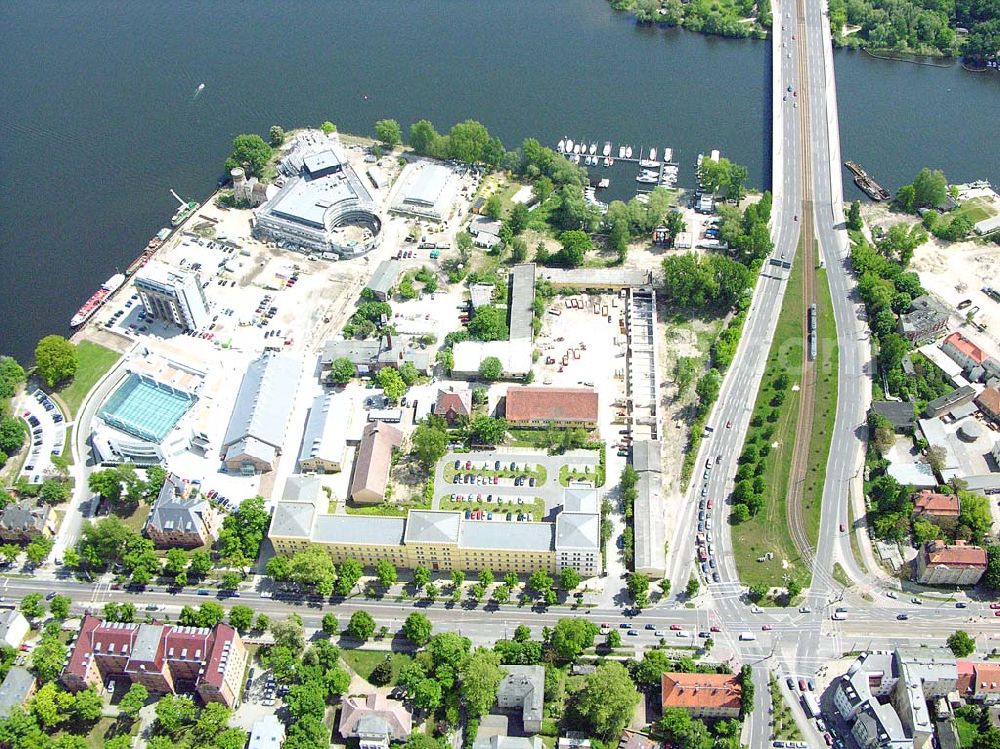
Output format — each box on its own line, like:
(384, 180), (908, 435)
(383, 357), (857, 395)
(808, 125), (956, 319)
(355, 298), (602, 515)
(71, 273), (126, 327)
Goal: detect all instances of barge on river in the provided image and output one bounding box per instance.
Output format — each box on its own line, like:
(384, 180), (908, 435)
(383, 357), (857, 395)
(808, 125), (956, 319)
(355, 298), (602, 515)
(844, 161), (890, 201)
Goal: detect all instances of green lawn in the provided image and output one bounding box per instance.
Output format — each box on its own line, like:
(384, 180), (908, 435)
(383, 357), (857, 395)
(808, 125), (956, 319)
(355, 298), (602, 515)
(58, 716), (136, 749)
(769, 678), (804, 742)
(955, 715), (978, 747)
(57, 341), (121, 418)
(344, 500), (428, 517)
(732, 251), (810, 589)
(341, 650), (413, 685)
(115, 502), (151, 534)
(951, 196), (994, 225)
(802, 267), (839, 546)
(559, 464), (605, 487)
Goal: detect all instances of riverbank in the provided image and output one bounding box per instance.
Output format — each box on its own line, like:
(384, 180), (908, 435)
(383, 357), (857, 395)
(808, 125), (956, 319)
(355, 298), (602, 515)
(608, 0), (770, 40)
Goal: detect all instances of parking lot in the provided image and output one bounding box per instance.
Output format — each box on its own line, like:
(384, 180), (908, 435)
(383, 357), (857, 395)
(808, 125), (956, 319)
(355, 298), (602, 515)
(16, 388), (67, 483)
(432, 449), (598, 522)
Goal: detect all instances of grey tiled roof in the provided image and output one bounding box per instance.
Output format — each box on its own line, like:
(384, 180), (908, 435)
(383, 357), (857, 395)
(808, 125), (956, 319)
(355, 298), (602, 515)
(404, 511), (461, 545)
(312, 515), (406, 546)
(270, 502), (317, 540)
(460, 520), (554, 551)
(554, 512), (599, 551)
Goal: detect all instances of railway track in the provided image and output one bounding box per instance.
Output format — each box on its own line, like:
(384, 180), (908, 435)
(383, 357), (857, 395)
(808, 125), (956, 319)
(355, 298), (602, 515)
(785, 0), (819, 575)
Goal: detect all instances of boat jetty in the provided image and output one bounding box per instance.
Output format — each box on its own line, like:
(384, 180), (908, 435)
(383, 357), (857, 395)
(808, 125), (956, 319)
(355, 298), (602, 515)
(844, 161), (890, 201)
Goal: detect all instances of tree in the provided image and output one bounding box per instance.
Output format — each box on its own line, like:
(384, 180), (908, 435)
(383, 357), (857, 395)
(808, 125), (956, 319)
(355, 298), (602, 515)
(49, 595), (70, 620)
(374, 119), (402, 148)
(320, 121), (337, 135)
(408, 120), (438, 154)
(403, 612), (433, 646)
(266, 615), (304, 656)
(548, 618), (598, 662)
(948, 630), (976, 658)
(0, 417), (25, 455)
(413, 566), (431, 589)
(633, 648), (672, 687)
(118, 683), (149, 720)
(39, 479), (69, 505)
(926, 445), (948, 474)
(31, 633), (67, 682)
(377, 367), (407, 403)
(570, 661), (640, 740)
(786, 579), (802, 601)
(606, 629), (622, 649)
(370, 658), (394, 686)
(347, 610), (376, 640)
(659, 707), (712, 749)
(959, 493), (993, 544)
(73, 687), (103, 722)
(155, 694), (196, 737)
(686, 577), (700, 597)
(288, 546), (337, 596)
(337, 558), (363, 595)
(448, 120), (492, 164)
(268, 125), (285, 147)
(412, 421), (448, 470)
(461, 649), (504, 718)
(468, 305), (508, 342)
(748, 584), (768, 602)
(330, 357), (355, 385)
(189, 549), (213, 578)
(469, 416), (507, 446)
(255, 613), (270, 632)
(0, 356), (26, 400)
(30, 682), (66, 728)
(34, 335), (78, 387)
(627, 572), (650, 608)
(478, 356), (504, 381)
(559, 567), (582, 591)
(555, 230), (591, 268)
(20, 594), (44, 620)
(910, 168), (947, 211)
(847, 200), (863, 231)
(412, 677), (444, 711)
(224, 134), (272, 177)
(375, 559), (398, 590)
(478, 568), (494, 587)
(229, 605), (254, 634)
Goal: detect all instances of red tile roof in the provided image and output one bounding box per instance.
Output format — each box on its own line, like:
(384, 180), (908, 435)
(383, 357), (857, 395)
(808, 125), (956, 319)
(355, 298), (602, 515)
(944, 332), (988, 365)
(974, 663), (1000, 694)
(661, 672), (742, 711)
(976, 386), (1000, 418)
(505, 386), (599, 424)
(957, 660), (975, 694)
(912, 490), (960, 518)
(923, 540), (987, 569)
(436, 389), (471, 418)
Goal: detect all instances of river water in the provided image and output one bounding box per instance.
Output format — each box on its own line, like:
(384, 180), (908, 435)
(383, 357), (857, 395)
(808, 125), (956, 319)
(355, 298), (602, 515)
(0, 0), (997, 362)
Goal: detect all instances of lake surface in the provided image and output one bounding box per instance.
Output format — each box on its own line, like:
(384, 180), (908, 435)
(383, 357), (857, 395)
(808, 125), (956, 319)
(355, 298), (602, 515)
(0, 0), (997, 363)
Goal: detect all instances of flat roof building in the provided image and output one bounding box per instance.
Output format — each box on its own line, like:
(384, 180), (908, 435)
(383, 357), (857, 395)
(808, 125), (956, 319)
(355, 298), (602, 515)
(350, 422), (404, 504)
(322, 335), (431, 376)
(631, 441), (666, 578)
(508, 264), (536, 342)
(134, 260), (209, 332)
(221, 352), (301, 474)
(248, 715), (286, 749)
(255, 139), (381, 258)
(391, 162), (460, 221)
(452, 340), (532, 380)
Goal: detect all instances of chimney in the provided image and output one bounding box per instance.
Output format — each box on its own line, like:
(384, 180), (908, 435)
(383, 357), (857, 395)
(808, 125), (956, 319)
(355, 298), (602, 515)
(385, 330), (392, 350)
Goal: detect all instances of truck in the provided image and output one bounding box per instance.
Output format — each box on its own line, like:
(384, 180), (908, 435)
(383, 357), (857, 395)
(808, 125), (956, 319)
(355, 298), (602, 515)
(738, 632), (757, 641)
(802, 693), (821, 719)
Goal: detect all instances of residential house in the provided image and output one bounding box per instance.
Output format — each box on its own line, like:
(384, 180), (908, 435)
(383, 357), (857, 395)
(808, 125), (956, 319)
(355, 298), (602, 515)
(976, 386), (1000, 425)
(911, 490), (960, 521)
(0, 610), (29, 649)
(321, 334), (431, 377)
(915, 540), (986, 586)
(661, 672), (742, 719)
(434, 388), (472, 426)
(898, 295), (950, 344)
(0, 500), (52, 543)
(61, 615), (248, 708)
(350, 422), (403, 505)
(339, 693), (412, 749)
(496, 665), (545, 734)
(0, 668), (36, 719)
(503, 386), (599, 430)
(145, 474), (218, 548)
(872, 401), (917, 434)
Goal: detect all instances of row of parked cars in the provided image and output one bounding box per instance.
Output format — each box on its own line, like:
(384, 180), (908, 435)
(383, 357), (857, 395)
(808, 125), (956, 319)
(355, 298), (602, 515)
(463, 509), (534, 522)
(697, 456), (721, 583)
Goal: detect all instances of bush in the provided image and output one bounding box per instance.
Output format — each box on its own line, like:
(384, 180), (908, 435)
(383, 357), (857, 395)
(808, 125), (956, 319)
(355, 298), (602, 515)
(369, 658), (393, 685)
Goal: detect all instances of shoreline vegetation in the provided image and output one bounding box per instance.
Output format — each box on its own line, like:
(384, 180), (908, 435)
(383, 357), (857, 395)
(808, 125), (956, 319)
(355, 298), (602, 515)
(607, 0), (1000, 64)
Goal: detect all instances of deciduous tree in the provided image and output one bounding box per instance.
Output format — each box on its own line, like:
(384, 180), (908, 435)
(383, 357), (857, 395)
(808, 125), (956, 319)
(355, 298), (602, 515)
(34, 335), (78, 387)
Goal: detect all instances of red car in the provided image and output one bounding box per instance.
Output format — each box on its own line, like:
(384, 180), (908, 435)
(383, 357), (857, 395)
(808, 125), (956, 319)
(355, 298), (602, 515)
(707, 499), (714, 509)
(991, 603), (1000, 610)
(726, 420), (732, 429)
(994, 610), (1000, 617)
(710, 625), (721, 632)
(762, 624), (772, 631)
(670, 624), (682, 631)
(798, 679), (807, 691)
